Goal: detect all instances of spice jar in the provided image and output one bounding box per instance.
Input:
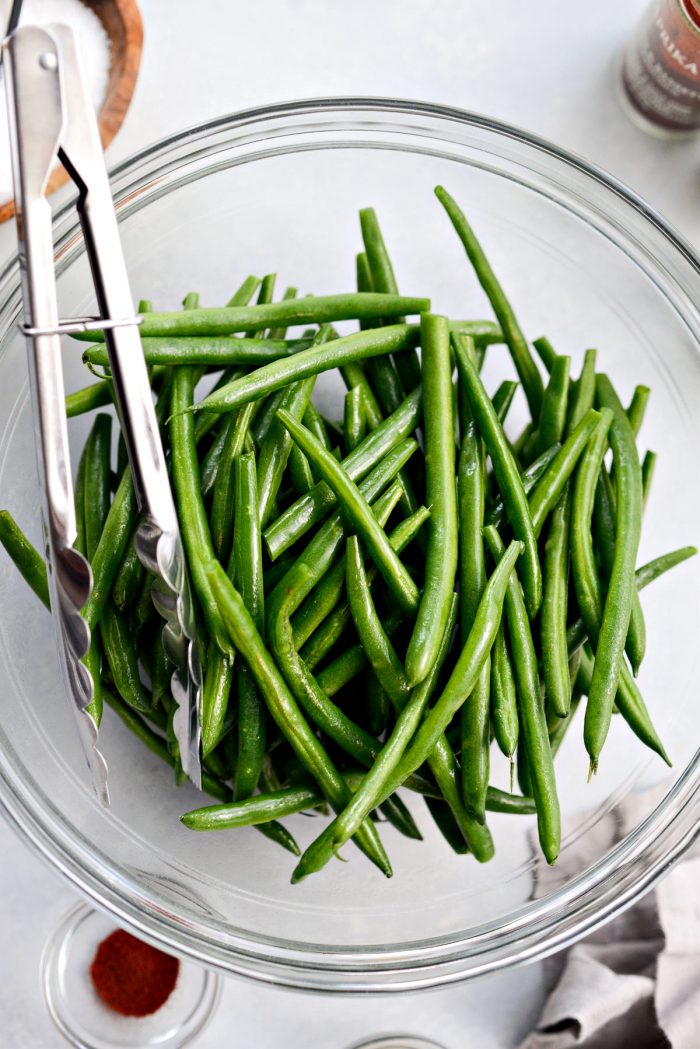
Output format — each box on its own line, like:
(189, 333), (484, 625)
(620, 0), (700, 136)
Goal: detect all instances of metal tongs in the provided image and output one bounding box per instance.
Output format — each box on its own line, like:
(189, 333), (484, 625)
(3, 23), (202, 803)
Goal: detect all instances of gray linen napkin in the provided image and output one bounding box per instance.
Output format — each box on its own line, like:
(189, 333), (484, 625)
(518, 789), (700, 1049)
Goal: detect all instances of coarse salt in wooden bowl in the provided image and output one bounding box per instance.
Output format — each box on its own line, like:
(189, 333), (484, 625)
(0, 0), (143, 224)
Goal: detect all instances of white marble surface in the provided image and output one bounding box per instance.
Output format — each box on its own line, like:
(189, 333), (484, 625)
(1, 1), (699, 1046)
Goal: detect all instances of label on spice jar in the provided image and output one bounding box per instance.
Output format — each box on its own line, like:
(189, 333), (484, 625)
(621, 0), (700, 132)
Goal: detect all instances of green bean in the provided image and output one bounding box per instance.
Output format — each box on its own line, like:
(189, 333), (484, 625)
(537, 356), (570, 455)
(366, 672), (391, 737)
(532, 336), (557, 374)
(541, 487), (572, 719)
(288, 444), (315, 494)
(74, 294), (428, 344)
(65, 380), (112, 418)
(626, 384), (651, 436)
(436, 185), (544, 418)
(83, 335), (313, 369)
(111, 537), (145, 611)
(138, 298), (153, 313)
(257, 377), (318, 529)
(317, 645), (368, 697)
(293, 598), (458, 880)
(200, 641), (233, 758)
(528, 408), (600, 536)
(0, 511), (50, 609)
(205, 560), (392, 875)
(233, 452), (266, 800)
(563, 348), (596, 436)
(586, 376), (644, 772)
(483, 526), (560, 865)
(83, 414), (112, 561)
(485, 787), (536, 815)
(453, 335), (541, 617)
(182, 786), (321, 830)
(81, 466), (136, 630)
(549, 692), (581, 761)
(264, 387), (421, 560)
(251, 388), (290, 449)
(182, 291), (200, 310)
(570, 408), (614, 648)
(490, 623), (518, 771)
(347, 535), (411, 701)
(426, 797), (470, 854)
(593, 467), (646, 675)
(303, 402), (334, 450)
(404, 315), (457, 685)
(268, 285), (298, 339)
(344, 385), (366, 451)
(377, 793), (422, 840)
(485, 444), (560, 528)
(210, 402), (256, 563)
(456, 341), (490, 820)
(356, 252), (407, 414)
(642, 450), (656, 508)
(492, 379), (519, 424)
(100, 602), (152, 713)
(190, 323), (421, 416)
(226, 275), (261, 307)
(73, 439), (88, 557)
(340, 362), (384, 431)
(278, 410), (420, 615)
(360, 207), (422, 392)
(170, 366), (234, 660)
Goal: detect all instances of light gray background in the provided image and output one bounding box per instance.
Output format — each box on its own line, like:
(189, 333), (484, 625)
(1, 1), (699, 1047)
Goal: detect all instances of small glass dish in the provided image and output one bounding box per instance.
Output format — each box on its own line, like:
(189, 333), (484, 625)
(0, 99), (699, 993)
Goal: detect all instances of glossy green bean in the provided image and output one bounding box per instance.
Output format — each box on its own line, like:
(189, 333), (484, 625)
(490, 623), (518, 769)
(406, 315), (457, 684)
(81, 466), (136, 630)
(436, 185), (544, 418)
(483, 526), (560, 865)
(226, 275), (261, 307)
(346, 535), (411, 701)
(100, 602), (152, 713)
(456, 343), (490, 820)
(83, 335), (313, 369)
(83, 414), (112, 561)
(200, 641), (233, 758)
(565, 349), (597, 437)
(360, 207), (422, 392)
(76, 293), (429, 342)
(453, 336), (541, 617)
(541, 487), (572, 719)
(209, 402), (256, 563)
(537, 356), (570, 455)
(532, 336), (557, 374)
(626, 384), (651, 436)
(586, 376), (644, 771)
(485, 787), (536, 815)
(0, 511), (50, 609)
(65, 380), (112, 418)
(190, 324), (421, 416)
(264, 386), (421, 560)
(233, 452), (266, 799)
(344, 385), (366, 451)
(182, 786), (321, 830)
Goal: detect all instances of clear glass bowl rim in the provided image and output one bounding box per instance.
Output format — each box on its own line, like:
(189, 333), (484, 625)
(0, 96), (699, 993)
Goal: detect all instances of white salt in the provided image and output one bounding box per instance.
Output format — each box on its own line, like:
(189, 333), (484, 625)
(0, 0), (111, 202)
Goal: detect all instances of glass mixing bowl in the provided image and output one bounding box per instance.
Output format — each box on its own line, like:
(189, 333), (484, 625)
(0, 99), (699, 993)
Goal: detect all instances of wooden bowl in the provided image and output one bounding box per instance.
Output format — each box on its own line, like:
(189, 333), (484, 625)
(0, 0), (143, 223)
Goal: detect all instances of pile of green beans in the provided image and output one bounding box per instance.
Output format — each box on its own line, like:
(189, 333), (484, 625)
(1, 188), (695, 880)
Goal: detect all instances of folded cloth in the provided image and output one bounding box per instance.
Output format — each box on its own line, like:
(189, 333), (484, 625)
(517, 787), (700, 1049)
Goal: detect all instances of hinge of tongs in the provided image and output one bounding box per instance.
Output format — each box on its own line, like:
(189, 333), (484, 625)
(3, 24), (202, 799)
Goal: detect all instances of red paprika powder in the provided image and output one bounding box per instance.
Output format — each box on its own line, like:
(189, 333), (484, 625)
(90, 929), (179, 1017)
